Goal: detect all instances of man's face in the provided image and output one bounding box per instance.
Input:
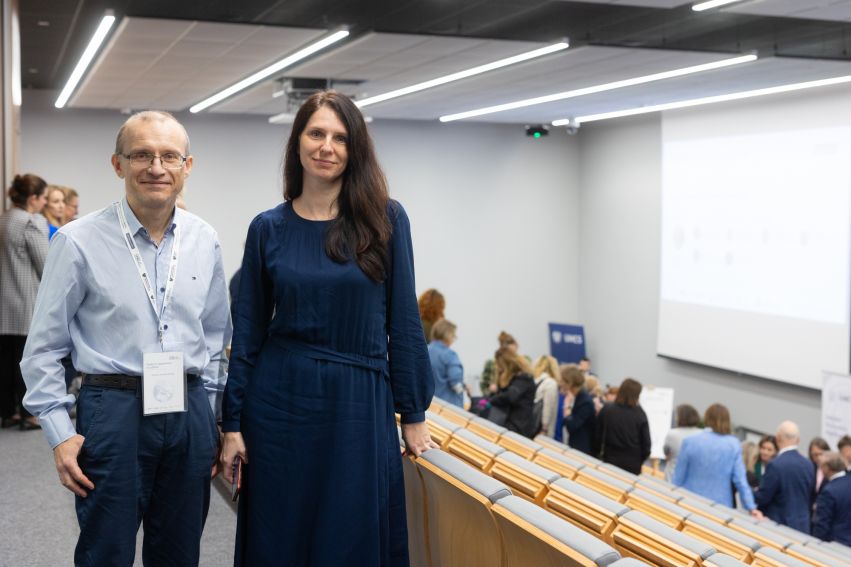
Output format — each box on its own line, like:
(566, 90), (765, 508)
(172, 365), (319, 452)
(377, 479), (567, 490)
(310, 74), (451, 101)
(111, 118), (192, 210)
(840, 445), (851, 467)
(65, 196), (78, 220)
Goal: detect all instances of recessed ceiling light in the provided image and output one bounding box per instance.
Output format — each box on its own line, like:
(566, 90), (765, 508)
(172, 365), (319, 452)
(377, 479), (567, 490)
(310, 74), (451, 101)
(37, 20), (50, 27)
(439, 53), (757, 122)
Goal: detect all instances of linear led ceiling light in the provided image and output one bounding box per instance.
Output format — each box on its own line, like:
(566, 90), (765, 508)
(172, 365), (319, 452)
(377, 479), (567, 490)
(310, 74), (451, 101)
(190, 29), (350, 113)
(439, 53), (756, 122)
(692, 0), (745, 11)
(355, 41), (569, 108)
(55, 12), (116, 109)
(552, 74), (851, 126)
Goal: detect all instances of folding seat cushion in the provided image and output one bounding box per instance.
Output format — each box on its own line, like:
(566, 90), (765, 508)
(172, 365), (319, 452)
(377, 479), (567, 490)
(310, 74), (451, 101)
(678, 497), (735, 525)
(623, 488), (691, 529)
(492, 495), (622, 567)
(575, 466), (635, 503)
(466, 415), (509, 443)
(751, 546), (818, 567)
(727, 518), (794, 552)
(445, 428), (506, 473)
(535, 434), (572, 453)
(425, 410), (462, 449)
(612, 510), (717, 567)
(565, 447), (605, 467)
(813, 542), (851, 564)
(497, 430), (544, 460)
(489, 451), (561, 505)
(764, 524), (818, 547)
(671, 487), (717, 507)
(416, 448), (512, 567)
(703, 553), (751, 567)
(599, 463), (640, 485)
(784, 543), (847, 567)
(428, 397), (447, 413)
(634, 475), (682, 502)
(610, 559), (654, 567)
(681, 512), (761, 563)
(439, 403), (476, 427)
(533, 448), (587, 480)
(544, 477), (631, 545)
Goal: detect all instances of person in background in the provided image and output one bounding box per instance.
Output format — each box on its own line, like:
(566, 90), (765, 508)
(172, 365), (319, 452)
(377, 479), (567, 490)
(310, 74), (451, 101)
(531, 355), (559, 437)
(64, 188), (79, 222)
(0, 174), (49, 430)
(603, 385), (618, 404)
(559, 363), (595, 455)
(754, 435), (778, 486)
(838, 435), (851, 471)
(593, 377), (651, 474)
(428, 319), (464, 407)
(42, 185), (67, 239)
(578, 356), (594, 377)
(809, 437), (830, 493)
(417, 288), (444, 345)
(487, 345), (536, 438)
(584, 374), (604, 414)
(480, 330), (519, 396)
(812, 452), (851, 545)
(663, 403), (702, 482)
(673, 404), (761, 517)
(757, 421), (815, 532)
(742, 441), (761, 491)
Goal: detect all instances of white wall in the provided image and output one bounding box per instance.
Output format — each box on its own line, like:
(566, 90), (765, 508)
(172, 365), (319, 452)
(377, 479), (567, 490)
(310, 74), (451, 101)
(574, 81), (851, 442)
(19, 90), (581, 382)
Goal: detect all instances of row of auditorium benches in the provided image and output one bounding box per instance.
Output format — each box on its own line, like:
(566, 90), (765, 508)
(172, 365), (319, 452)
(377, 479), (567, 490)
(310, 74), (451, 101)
(394, 397), (851, 567)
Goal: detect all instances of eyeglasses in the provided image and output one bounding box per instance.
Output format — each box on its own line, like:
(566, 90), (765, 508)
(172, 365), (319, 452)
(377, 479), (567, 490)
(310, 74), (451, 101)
(119, 151), (187, 169)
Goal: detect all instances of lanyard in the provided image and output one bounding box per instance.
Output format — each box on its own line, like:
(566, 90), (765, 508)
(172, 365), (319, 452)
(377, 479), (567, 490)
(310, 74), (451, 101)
(115, 202), (180, 345)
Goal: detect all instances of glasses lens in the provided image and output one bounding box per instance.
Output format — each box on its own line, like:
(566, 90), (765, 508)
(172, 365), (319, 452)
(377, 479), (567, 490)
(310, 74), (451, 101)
(160, 153), (183, 168)
(126, 152), (184, 169)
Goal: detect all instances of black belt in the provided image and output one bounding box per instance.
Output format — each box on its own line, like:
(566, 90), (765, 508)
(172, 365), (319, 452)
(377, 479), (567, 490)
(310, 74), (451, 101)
(82, 373), (201, 391)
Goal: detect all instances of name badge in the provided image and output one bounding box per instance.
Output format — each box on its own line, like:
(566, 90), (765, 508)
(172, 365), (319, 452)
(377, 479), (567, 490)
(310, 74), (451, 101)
(142, 352), (187, 415)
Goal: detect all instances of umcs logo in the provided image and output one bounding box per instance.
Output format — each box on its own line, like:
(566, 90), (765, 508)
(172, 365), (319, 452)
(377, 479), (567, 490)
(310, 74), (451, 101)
(551, 331), (584, 345)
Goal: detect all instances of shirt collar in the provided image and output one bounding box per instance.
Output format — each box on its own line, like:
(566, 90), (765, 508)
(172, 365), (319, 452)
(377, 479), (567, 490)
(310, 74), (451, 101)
(778, 445), (799, 456)
(120, 197), (177, 237)
(829, 470), (846, 481)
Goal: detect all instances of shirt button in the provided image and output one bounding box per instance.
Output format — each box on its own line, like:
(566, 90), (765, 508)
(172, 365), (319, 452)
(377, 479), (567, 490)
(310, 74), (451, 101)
(160, 287), (165, 292)
(163, 324), (169, 330)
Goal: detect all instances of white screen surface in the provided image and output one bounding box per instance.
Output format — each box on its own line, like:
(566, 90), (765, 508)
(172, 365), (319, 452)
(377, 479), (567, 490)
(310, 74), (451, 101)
(659, 109), (851, 389)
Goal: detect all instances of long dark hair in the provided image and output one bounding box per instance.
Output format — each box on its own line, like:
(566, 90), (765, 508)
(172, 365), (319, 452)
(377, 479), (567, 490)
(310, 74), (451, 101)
(284, 90), (391, 282)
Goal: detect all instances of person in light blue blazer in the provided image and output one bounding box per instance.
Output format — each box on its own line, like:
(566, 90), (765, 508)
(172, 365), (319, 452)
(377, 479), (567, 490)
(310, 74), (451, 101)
(756, 421), (815, 533)
(673, 403), (762, 517)
(428, 319), (465, 407)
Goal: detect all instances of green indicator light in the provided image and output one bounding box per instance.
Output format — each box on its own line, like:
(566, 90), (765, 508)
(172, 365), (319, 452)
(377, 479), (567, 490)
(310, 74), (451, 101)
(533, 132), (541, 138)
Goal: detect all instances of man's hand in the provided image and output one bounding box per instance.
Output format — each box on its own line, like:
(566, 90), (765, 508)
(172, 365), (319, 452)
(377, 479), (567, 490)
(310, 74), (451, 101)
(750, 508), (764, 520)
(401, 421), (438, 457)
(53, 435), (95, 497)
(219, 432), (248, 483)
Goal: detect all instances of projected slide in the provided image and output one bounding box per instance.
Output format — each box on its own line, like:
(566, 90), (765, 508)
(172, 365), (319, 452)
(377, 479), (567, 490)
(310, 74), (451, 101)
(658, 123), (851, 389)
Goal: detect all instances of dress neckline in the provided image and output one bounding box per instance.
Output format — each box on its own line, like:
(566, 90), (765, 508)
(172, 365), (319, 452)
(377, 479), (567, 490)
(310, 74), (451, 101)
(285, 200), (335, 226)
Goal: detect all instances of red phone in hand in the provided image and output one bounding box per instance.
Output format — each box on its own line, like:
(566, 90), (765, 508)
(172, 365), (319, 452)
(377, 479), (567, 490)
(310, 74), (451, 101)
(231, 457), (242, 502)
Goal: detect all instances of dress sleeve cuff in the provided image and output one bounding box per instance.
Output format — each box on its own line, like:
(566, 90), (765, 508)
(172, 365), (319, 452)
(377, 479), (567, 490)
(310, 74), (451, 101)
(41, 408), (76, 449)
(221, 420), (241, 433)
(400, 411), (425, 424)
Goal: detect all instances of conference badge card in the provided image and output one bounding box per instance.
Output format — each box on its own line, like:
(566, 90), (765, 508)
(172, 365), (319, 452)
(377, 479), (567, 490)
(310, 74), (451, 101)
(142, 352), (187, 415)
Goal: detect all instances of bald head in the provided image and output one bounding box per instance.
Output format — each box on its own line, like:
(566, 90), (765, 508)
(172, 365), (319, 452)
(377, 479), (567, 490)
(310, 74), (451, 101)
(115, 110), (190, 155)
(775, 421), (800, 449)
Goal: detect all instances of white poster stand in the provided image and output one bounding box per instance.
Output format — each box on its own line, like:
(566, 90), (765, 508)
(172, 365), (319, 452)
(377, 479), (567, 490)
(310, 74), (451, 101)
(640, 386), (675, 460)
(822, 371), (851, 449)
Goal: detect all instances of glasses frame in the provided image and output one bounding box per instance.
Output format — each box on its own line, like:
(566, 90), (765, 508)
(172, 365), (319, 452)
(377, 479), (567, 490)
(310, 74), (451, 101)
(118, 151), (188, 170)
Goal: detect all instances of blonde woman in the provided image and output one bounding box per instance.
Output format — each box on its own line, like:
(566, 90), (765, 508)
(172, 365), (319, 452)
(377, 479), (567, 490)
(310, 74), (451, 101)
(532, 355), (559, 437)
(42, 185), (67, 239)
(486, 346), (536, 438)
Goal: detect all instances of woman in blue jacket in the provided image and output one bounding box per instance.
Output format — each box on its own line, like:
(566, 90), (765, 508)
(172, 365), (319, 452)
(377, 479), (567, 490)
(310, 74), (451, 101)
(427, 319), (464, 407)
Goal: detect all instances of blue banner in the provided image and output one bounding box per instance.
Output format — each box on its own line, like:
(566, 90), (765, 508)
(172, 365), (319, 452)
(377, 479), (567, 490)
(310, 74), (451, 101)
(549, 323), (586, 364)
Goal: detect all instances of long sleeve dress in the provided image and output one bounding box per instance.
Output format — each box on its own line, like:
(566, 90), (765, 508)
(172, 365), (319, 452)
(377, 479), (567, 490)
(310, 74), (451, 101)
(223, 200), (434, 566)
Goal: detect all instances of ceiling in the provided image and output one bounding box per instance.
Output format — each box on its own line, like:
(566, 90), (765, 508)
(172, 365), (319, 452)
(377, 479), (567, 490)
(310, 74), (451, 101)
(19, 0), (851, 125)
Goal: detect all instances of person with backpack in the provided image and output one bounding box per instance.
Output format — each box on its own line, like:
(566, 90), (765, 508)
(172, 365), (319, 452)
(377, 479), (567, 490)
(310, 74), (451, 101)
(560, 364), (596, 455)
(485, 346), (537, 438)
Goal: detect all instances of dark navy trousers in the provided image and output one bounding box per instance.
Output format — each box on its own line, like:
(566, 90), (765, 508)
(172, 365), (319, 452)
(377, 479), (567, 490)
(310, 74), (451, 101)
(74, 379), (219, 567)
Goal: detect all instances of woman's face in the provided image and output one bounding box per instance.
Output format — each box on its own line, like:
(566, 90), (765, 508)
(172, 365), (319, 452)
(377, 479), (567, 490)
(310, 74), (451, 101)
(27, 191), (47, 214)
(299, 106), (349, 186)
(809, 445), (825, 464)
(759, 441), (777, 463)
(46, 189), (66, 222)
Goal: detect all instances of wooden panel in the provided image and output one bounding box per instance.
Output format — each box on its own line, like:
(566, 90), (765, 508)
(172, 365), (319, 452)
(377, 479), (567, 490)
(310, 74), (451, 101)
(445, 435), (500, 473)
(496, 433), (542, 460)
(543, 483), (622, 545)
(623, 492), (688, 530)
(680, 520), (754, 564)
(574, 469), (631, 503)
(489, 456), (553, 505)
(402, 455), (431, 567)
(611, 523), (702, 567)
(532, 451), (583, 480)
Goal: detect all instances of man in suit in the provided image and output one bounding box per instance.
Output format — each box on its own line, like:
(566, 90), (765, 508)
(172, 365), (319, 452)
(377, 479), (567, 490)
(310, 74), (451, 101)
(812, 452), (851, 545)
(756, 421), (815, 532)
(838, 435), (851, 471)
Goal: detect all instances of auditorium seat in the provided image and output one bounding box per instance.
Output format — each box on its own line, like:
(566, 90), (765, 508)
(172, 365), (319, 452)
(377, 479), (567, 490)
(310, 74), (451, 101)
(491, 495), (623, 567)
(702, 553), (751, 567)
(428, 397), (446, 414)
(535, 434), (572, 453)
(425, 411), (462, 449)
(543, 477), (631, 545)
(634, 475), (681, 503)
(466, 416), (509, 443)
(642, 464), (666, 479)
(672, 487), (717, 507)
(678, 497), (734, 525)
(565, 447), (605, 467)
(810, 541), (851, 564)
(575, 466), (635, 503)
(622, 488), (691, 529)
(438, 404), (475, 427)
(533, 448), (587, 480)
(610, 559), (654, 567)
(681, 512), (761, 563)
(763, 524), (818, 547)
(599, 463), (640, 485)
(611, 510), (717, 567)
(416, 448), (511, 567)
(726, 519), (794, 552)
(784, 543), (845, 567)
(402, 455), (430, 567)
(445, 428), (506, 473)
(751, 546), (814, 567)
(489, 451), (561, 505)
(497, 431), (544, 460)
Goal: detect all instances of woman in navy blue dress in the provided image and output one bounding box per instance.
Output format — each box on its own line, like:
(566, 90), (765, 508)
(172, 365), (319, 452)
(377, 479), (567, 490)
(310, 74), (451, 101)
(220, 91), (436, 566)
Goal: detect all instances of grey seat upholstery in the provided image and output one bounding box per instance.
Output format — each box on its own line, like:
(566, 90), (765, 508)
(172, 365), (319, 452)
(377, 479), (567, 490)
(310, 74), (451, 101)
(686, 513), (761, 552)
(626, 488), (691, 523)
(619, 510), (717, 560)
(493, 495), (622, 567)
(467, 415), (508, 437)
(703, 553), (751, 567)
(727, 518), (794, 549)
(534, 448), (588, 474)
(495, 451), (561, 483)
(438, 403), (476, 423)
(786, 543), (845, 566)
(754, 546), (815, 567)
(565, 446), (604, 466)
(535, 434), (571, 452)
(609, 559), (653, 566)
(680, 497), (735, 524)
(498, 430), (545, 458)
(419, 448), (511, 503)
(579, 467), (635, 495)
(634, 475), (678, 493)
(599, 463), (639, 483)
(551, 478), (630, 516)
(425, 410), (463, 433)
(452, 427), (506, 456)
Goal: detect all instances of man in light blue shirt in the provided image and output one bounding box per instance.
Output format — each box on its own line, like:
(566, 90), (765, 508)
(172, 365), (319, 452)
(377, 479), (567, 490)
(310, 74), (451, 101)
(21, 110), (231, 566)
